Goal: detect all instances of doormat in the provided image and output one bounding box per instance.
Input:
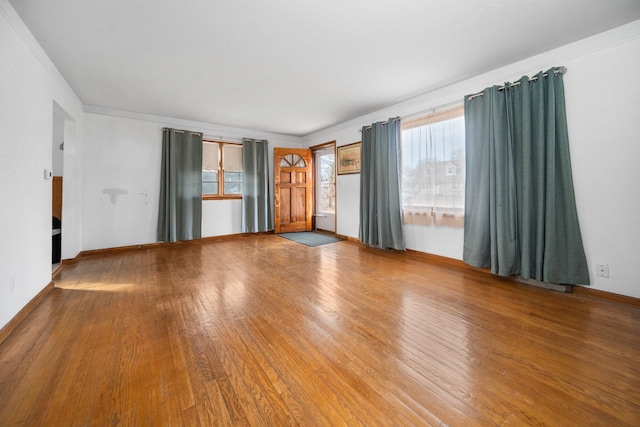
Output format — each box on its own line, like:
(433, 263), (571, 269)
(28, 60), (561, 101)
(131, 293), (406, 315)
(278, 232), (342, 247)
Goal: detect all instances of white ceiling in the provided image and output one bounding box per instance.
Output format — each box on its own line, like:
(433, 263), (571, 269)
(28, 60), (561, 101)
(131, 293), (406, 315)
(9, 0), (640, 136)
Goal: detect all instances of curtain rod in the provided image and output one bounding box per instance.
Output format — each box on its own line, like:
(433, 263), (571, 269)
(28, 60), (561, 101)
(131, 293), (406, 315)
(162, 127), (203, 136)
(204, 137), (268, 143)
(162, 132), (265, 144)
(466, 66), (567, 101)
(361, 116), (401, 131)
(204, 136), (243, 143)
(359, 100), (464, 133)
(400, 99), (463, 123)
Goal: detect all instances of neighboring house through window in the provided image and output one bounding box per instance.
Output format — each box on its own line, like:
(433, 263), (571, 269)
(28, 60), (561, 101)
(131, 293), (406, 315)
(400, 104), (465, 227)
(445, 162), (457, 176)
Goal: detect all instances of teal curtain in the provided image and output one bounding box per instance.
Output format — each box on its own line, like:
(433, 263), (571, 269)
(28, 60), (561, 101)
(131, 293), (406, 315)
(464, 68), (589, 285)
(242, 138), (273, 233)
(157, 128), (203, 242)
(359, 119), (405, 250)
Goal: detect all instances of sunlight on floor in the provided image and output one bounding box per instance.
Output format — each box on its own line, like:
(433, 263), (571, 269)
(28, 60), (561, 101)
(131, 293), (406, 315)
(54, 282), (135, 292)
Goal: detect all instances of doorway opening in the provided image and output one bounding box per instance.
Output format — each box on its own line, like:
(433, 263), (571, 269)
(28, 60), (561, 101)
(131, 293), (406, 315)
(312, 142), (336, 233)
(52, 104), (66, 274)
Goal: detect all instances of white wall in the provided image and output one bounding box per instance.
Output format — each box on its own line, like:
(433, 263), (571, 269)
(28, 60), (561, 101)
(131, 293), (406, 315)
(564, 27), (640, 298)
(82, 113), (161, 250)
(0, 0), (84, 330)
(303, 21), (640, 298)
(81, 109), (301, 251)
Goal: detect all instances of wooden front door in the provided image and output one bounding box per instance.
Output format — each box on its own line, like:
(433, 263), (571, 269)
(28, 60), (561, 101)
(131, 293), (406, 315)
(274, 148), (312, 233)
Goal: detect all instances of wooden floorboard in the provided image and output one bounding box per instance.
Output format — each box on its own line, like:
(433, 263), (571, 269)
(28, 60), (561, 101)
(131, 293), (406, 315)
(0, 234), (639, 426)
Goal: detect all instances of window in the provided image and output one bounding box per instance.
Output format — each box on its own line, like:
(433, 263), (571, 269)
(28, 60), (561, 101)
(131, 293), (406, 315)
(202, 140), (243, 199)
(445, 162), (457, 176)
(279, 153), (306, 167)
(400, 105), (465, 227)
(318, 149), (335, 214)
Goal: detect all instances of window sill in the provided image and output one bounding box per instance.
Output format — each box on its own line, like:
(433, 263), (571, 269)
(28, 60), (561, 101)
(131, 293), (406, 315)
(202, 195), (243, 201)
(402, 208), (464, 228)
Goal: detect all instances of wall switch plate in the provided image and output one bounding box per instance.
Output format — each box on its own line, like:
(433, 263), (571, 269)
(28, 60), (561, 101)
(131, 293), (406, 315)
(596, 263), (609, 278)
(44, 169), (53, 180)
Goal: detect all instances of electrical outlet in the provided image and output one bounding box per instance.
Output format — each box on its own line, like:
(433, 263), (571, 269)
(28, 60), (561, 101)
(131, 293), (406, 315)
(9, 275), (15, 294)
(596, 263), (609, 278)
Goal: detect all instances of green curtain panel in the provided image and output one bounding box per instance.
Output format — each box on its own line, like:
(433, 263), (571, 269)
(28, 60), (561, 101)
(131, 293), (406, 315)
(157, 128), (203, 243)
(464, 68), (589, 285)
(242, 138), (273, 233)
(359, 119), (405, 250)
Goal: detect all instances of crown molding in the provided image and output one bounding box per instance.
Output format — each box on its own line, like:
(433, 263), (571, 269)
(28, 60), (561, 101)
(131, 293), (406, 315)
(83, 105), (302, 144)
(0, 0), (81, 106)
(303, 19), (640, 144)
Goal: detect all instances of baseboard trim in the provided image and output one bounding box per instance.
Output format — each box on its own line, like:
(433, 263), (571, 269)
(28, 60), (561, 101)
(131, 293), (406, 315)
(79, 242), (165, 258)
(199, 231), (274, 244)
(77, 232), (276, 258)
(335, 233), (360, 243)
(573, 285), (640, 307)
(405, 249), (470, 271)
(0, 281), (54, 345)
(405, 250), (575, 293)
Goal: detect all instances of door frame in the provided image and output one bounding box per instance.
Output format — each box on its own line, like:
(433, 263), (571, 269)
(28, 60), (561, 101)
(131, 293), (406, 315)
(310, 141), (337, 233)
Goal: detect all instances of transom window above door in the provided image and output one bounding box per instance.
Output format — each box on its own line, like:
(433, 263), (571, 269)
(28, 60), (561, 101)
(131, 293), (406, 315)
(280, 153), (306, 167)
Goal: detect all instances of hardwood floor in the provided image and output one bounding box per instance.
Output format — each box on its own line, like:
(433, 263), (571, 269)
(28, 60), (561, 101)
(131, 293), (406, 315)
(0, 235), (639, 426)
